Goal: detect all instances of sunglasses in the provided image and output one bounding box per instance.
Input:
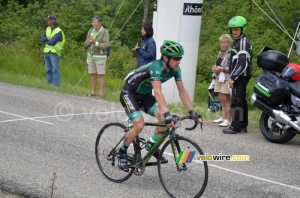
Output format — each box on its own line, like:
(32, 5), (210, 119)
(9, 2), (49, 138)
(171, 56), (182, 61)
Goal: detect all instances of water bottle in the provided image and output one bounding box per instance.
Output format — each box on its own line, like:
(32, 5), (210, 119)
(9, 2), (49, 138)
(145, 135), (158, 151)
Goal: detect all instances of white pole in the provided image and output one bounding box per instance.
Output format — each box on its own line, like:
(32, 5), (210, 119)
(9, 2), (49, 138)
(154, 0), (203, 104)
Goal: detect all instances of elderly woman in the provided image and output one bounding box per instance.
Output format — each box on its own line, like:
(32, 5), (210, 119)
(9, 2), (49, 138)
(85, 16), (110, 98)
(212, 34), (233, 127)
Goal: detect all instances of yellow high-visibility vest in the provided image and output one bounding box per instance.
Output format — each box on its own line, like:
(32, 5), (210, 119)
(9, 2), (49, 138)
(44, 27), (65, 56)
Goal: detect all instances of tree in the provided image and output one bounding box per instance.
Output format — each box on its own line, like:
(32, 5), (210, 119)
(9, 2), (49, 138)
(142, 0), (150, 24)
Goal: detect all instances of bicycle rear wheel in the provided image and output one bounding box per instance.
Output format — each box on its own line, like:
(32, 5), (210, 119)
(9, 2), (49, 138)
(95, 122), (134, 183)
(158, 136), (208, 198)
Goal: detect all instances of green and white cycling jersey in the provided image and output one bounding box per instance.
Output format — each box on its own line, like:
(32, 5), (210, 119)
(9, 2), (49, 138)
(124, 59), (182, 94)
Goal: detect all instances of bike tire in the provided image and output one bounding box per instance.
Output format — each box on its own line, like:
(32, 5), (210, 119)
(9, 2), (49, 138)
(158, 136), (208, 198)
(260, 112), (296, 144)
(95, 122), (134, 183)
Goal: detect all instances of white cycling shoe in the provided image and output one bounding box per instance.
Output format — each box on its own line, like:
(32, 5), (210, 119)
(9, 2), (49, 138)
(213, 117), (224, 123)
(219, 120), (230, 127)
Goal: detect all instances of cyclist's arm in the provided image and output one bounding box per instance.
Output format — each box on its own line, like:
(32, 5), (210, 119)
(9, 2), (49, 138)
(177, 81), (204, 123)
(152, 80), (169, 114)
(176, 81), (193, 112)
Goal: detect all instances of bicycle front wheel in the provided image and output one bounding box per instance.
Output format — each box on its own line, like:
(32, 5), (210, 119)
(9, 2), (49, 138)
(158, 136), (208, 198)
(95, 122), (134, 183)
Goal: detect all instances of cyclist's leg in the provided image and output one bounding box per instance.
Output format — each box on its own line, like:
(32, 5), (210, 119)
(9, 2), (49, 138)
(151, 105), (168, 162)
(140, 94), (167, 162)
(140, 93), (166, 134)
(119, 88), (145, 171)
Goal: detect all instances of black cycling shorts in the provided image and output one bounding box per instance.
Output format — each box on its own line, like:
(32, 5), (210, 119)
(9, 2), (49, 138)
(120, 84), (157, 120)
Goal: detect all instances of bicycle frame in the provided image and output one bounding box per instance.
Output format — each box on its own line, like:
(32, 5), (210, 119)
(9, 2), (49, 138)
(139, 122), (171, 166)
(117, 122), (178, 168)
(112, 115), (198, 169)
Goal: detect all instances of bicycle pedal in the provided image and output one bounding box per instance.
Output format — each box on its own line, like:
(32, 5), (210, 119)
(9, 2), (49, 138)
(145, 162), (158, 166)
(160, 160), (168, 164)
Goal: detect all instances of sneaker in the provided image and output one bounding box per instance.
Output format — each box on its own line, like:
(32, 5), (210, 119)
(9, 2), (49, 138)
(153, 149), (168, 164)
(118, 155), (129, 172)
(222, 127), (241, 134)
(219, 120), (230, 127)
(213, 117), (224, 123)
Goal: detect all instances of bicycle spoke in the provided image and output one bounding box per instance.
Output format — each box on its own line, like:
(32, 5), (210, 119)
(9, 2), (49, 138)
(95, 123), (134, 183)
(158, 137), (208, 198)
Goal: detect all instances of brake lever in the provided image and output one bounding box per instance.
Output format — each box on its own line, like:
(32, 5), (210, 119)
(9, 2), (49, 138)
(186, 120), (202, 131)
(199, 122), (203, 131)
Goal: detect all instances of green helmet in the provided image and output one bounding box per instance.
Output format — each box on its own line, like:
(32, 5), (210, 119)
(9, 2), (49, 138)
(160, 40), (184, 57)
(228, 16), (247, 33)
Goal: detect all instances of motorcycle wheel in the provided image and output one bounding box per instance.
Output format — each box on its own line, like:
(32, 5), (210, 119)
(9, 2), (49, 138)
(260, 112), (296, 144)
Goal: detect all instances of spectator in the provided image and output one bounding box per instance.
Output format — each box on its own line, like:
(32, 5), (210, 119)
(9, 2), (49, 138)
(132, 24), (156, 67)
(84, 16), (110, 98)
(40, 15), (65, 86)
(212, 34), (233, 127)
(223, 16), (253, 134)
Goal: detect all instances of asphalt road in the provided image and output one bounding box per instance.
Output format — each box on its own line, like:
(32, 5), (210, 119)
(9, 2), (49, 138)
(0, 82), (300, 198)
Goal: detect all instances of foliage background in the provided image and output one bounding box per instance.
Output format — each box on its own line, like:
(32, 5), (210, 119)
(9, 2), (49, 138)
(0, 0), (300, 106)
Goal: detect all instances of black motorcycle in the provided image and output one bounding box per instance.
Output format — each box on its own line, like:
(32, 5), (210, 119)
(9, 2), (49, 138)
(251, 46), (300, 143)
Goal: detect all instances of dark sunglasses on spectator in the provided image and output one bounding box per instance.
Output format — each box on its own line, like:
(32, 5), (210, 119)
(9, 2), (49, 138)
(171, 56), (182, 61)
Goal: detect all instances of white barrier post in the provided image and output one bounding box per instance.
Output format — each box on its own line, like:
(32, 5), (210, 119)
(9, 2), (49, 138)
(153, 0), (203, 104)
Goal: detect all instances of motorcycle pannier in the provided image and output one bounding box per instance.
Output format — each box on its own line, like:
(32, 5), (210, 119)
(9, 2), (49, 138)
(257, 46), (289, 72)
(254, 72), (288, 104)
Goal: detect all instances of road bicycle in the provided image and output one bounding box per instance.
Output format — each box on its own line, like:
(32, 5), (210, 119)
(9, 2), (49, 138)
(95, 115), (208, 198)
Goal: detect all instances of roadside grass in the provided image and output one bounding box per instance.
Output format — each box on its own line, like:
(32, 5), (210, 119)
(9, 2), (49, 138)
(0, 42), (262, 132)
(0, 190), (25, 198)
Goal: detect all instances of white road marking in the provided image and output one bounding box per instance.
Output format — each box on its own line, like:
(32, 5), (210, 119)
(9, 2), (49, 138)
(0, 110), (54, 125)
(0, 111), (124, 124)
(164, 152), (300, 190)
(208, 163), (300, 191)
(164, 152), (300, 191)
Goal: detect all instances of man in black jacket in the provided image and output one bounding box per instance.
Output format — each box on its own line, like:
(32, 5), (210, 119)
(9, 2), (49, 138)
(223, 16), (253, 134)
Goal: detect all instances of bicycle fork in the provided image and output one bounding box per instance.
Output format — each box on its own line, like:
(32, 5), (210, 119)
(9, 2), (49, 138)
(171, 137), (188, 171)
